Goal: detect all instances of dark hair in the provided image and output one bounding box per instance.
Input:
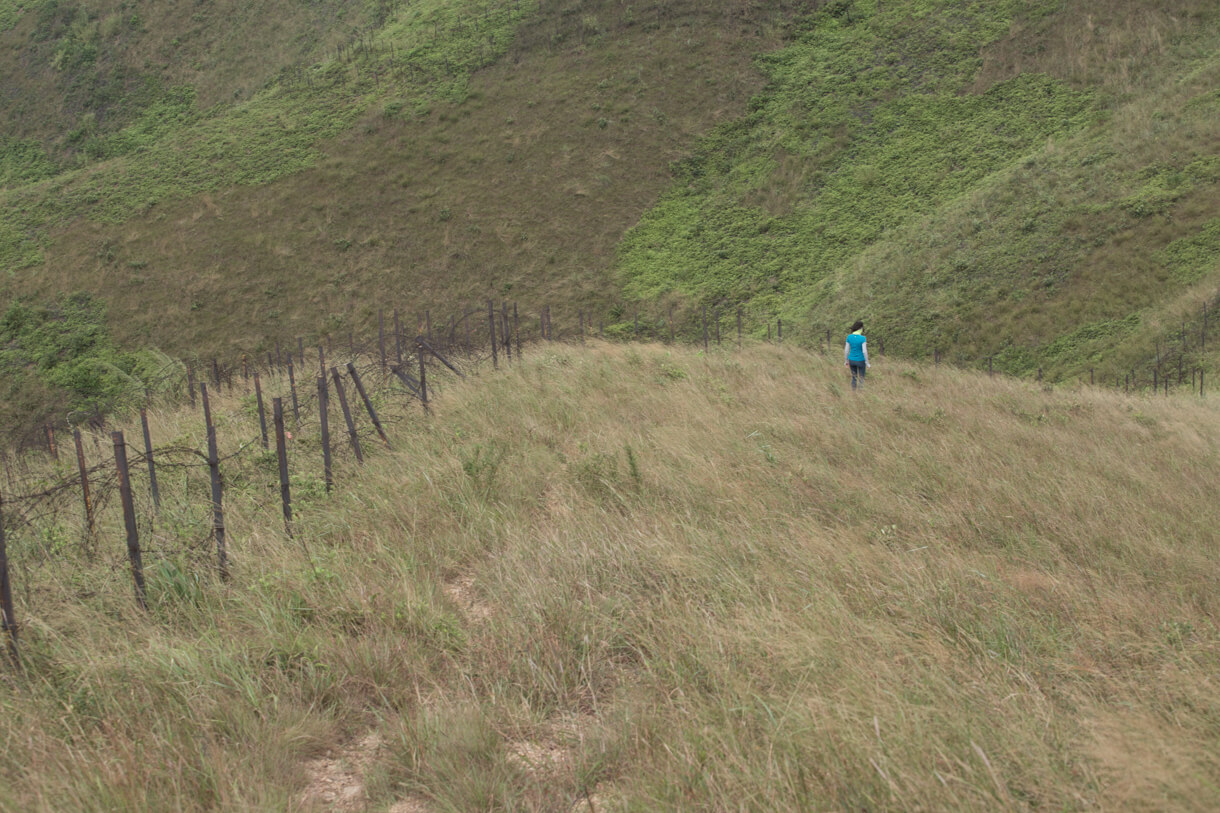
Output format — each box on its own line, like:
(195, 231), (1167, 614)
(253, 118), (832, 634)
(850, 320), (864, 332)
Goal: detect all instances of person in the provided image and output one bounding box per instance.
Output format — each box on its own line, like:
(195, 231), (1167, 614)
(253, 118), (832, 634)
(844, 320), (869, 390)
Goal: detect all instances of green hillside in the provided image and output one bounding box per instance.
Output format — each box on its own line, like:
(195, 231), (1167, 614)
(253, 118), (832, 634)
(1, 0), (1220, 433)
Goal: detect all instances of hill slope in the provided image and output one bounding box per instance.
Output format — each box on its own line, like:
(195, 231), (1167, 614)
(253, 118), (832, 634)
(1, 0), (1220, 428)
(1, 342), (1218, 809)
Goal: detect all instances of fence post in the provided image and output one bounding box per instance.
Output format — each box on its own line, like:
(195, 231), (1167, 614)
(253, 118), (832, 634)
(254, 373), (269, 449)
(273, 398), (292, 536)
(45, 424), (57, 461)
(394, 310), (403, 365)
(418, 338), (429, 411)
(112, 431), (148, 610)
(347, 362), (390, 448)
(330, 367), (364, 463)
(73, 429), (95, 547)
(287, 359), (300, 423)
(488, 300), (498, 370)
(200, 384), (229, 580)
(0, 492), (19, 667)
(378, 309), (387, 377)
(140, 408), (160, 512)
(502, 302), (512, 363)
(318, 375), (333, 493)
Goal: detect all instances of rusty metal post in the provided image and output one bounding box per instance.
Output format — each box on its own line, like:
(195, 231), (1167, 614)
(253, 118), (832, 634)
(318, 375), (332, 493)
(347, 362), (390, 448)
(45, 424), (57, 461)
(73, 429), (95, 546)
(140, 408), (160, 512)
(201, 384), (229, 580)
(273, 398), (292, 536)
(112, 431), (148, 610)
(488, 300), (498, 370)
(254, 373), (269, 449)
(330, 367), (363, 463)
(287, 359), (300, 423)
(0, 492), (18, 668)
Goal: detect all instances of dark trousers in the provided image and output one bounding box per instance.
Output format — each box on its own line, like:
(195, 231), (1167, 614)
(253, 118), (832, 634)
(850, 361), (866, 389)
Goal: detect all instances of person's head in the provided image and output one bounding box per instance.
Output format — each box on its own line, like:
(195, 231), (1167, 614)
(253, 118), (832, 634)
(850, 320), (864, 333)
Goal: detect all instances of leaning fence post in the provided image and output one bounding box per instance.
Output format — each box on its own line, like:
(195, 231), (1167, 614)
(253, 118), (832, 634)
(488, 300), (498, 370)
(347, 362), (390, 448)
(201, 384), (229, 580)
(139, 408), (161, 512)
(273, 398), (293, 536)
(318, 375), (333, 493)
(330, 367), (364, 463)
(0, 491), (19, 668)
(73, 429), (95, 547)
(112, 431), (148, 610)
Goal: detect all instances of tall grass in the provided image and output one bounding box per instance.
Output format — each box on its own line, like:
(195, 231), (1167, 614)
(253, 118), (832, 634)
(0, 341), (1217, 809)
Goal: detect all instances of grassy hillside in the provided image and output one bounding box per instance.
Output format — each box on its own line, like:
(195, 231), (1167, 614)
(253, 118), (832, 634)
(1, 0), (1220, 425)
(0, 342), (1217, 809)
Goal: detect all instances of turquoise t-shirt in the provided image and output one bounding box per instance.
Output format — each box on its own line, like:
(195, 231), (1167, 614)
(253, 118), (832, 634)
(846, 333), (867, 362)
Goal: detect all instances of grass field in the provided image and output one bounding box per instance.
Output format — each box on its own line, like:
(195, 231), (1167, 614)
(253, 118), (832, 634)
(1, 340), (1217, 810)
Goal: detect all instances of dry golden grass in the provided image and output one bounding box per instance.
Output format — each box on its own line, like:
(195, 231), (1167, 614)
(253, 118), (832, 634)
(0, 340), (1218, 810)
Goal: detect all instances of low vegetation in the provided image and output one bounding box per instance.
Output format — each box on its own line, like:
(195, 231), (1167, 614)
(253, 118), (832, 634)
(1, 341), (1217, 809)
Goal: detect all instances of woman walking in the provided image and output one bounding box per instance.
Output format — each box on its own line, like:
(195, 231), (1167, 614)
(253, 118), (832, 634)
(845, 320), (870, 390)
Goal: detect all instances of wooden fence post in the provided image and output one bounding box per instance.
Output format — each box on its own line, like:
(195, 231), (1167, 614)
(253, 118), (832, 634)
(140, 408), (160, 512)
(287, 359), (300, 423)
(273, 398), (292, 536)
(45, 424), (57, 461)
(488, 300), (498, 370)
(318, 375), (333, 493)
(330, 367), (364, 463)
(514, 303), (521, 359)
(112, 431), (148, 610)
(200, 384), (229, 580)
(378, 309), (387, 377)
(503, 302), (512, 363)
(347, 362), (390, 448)
(73, 429), (95, 547)
(418, 338), (429, 411)
(0, 491), (19, 667)
(254, 373), (269, 449)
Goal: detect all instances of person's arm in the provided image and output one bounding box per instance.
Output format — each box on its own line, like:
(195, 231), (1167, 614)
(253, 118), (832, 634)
(863, 340), (869, 367)
(844, 341), (850, 365)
